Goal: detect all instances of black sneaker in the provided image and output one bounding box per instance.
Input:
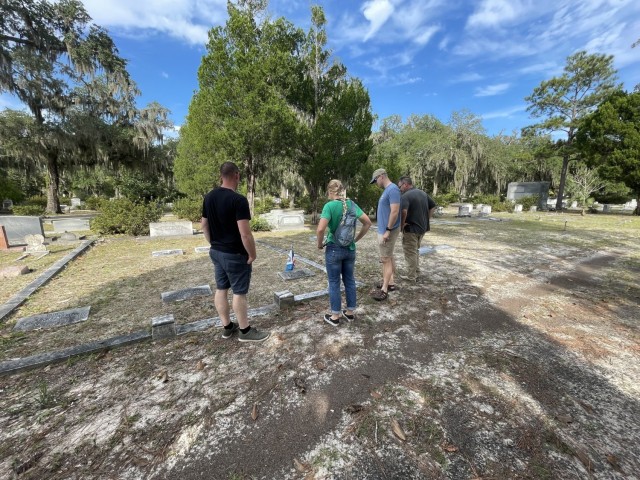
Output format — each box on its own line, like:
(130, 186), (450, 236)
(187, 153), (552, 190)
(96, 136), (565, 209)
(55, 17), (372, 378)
(323, 314), (340, 327)
(342, 310), (355, 322)
(221, 322), (239, 339)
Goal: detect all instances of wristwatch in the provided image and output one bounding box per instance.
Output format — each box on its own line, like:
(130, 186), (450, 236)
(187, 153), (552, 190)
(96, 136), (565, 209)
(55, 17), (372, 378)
(386, 227), (393, 231)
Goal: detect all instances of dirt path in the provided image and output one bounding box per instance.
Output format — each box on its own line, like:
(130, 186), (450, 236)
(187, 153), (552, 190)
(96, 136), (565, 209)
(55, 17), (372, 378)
(0, 213), (638, 479)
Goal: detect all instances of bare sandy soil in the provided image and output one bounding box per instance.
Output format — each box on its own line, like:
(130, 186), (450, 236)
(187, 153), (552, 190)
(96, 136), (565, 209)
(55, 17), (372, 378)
(0, 211), (639, 479)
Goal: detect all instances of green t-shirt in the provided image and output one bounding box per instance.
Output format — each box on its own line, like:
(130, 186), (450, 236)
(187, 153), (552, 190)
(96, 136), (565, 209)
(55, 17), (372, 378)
(320, 199), (364, 250)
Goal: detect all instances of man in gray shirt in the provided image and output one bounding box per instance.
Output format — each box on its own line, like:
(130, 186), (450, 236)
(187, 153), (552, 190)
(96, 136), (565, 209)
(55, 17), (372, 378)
(398, 176), (436, 282)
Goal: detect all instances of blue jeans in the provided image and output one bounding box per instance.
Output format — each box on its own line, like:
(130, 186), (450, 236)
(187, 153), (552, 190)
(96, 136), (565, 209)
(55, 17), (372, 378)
(325, 244), (357, 315)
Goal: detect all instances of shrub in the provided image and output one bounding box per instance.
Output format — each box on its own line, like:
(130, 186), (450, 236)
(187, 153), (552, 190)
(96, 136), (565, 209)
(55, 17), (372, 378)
(519, 195), (540, 210)
(250, 216), (271, 232)
(280, 197), (291, 209)
(254, 196), (276, 215)
(84, 196), (107, 211)
(173, 197), (203, 222)
(12, 204), (45, 216)
(433, 191), (459, 206)
(25, 195), (47, 208)
(296, 195), (313, 214)
(91, 199), (162, 236)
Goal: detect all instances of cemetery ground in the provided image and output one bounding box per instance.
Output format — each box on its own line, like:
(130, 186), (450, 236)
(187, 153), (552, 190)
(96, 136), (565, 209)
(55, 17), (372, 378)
(0, 211), (639, 479)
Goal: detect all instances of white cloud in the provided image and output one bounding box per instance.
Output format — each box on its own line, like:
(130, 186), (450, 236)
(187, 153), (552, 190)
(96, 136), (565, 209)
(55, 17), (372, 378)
(475, 83), (510, 97)
(482, 104), (526, 119)
(82, 0), (228, 45)
(362, 0), (395, 41)
(414, 25), (440, 46)
(450, 72), (483, 83)
(466, 0), (530, 29)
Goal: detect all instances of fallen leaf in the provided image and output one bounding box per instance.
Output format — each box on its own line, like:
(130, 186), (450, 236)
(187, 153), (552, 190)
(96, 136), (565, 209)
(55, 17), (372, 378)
(391, 418), (406, 441)
(442, 442), (458, 452)
(360, 373), (370, 379)
(606, 453), (623, 473)
(196, 360), (206, 371)
(556, 414), (573, 424)
(294, 458), (310, 472)
(157, 370), (169, 383)
(574, 448), (592, 471)
(251, 404), (258, 421)
(370, 390), (382, 399)
(578, 401), (594, 414)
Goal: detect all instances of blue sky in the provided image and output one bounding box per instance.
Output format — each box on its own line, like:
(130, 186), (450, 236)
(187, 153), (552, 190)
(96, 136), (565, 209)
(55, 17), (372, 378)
(2, 0), (639, 137)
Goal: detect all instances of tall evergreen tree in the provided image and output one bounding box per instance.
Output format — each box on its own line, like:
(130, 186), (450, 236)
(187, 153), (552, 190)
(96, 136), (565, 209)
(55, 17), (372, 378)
(525, 51), (619, 210)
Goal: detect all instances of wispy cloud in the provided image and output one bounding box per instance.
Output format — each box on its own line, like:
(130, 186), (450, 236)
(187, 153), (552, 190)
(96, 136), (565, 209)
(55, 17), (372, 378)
(482, 104), (526, 119)
(450, 72), (483, 84)
(362, 0), (395, 41)
(475, 83), (510, 97)
(466, 0), (527, 29)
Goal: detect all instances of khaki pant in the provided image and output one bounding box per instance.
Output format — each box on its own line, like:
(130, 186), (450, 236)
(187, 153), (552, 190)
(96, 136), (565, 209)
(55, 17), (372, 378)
(402, 232), (424, 281)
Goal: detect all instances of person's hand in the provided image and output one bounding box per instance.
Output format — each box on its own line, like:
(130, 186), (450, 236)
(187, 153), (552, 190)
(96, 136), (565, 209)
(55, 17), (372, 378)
(382, 231), (390, 243)
(247, 255), (255, 264)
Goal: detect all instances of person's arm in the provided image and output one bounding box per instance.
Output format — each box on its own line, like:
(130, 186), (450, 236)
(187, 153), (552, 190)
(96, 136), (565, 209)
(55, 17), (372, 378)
(201, 217), (211, 244)
(237, 219), (256, 264)
(382, 202), (400, 241)
(400, 208), (408, 231)
(429, 206), (436, 219)
(317, 218), (329, 249)
(354, 213), (371, 242)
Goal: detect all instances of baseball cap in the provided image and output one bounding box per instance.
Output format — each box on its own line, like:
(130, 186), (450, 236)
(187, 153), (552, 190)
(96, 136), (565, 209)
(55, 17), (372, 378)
(369, 168), (387, 184)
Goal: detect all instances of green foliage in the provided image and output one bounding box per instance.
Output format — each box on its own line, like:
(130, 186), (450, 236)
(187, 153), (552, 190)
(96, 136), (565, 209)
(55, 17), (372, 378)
(0, 174), (25, 203)
(433, 192), (460, 206)
(83, 196), (107, 211)
(254, 196), (276, 215)
(280, 197), (291, 208)
(250, 216), (271, 232)
(172, 197), (203, 222)
(296, 195), (313, 214)
(91, 199), (162, 236)
(12, 204), (45, 216)
(519, 195), (540, 210)
(593, 181), (632, 204)
(116, 170), (173, 203)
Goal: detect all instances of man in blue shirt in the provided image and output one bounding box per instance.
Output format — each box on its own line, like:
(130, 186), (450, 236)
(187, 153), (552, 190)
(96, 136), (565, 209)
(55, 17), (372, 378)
(370, 168), (401, 301)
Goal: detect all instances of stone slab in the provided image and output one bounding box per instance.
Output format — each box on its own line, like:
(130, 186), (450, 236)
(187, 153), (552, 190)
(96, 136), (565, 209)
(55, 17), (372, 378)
(152, 249), (184, 257)
(0, 215), (44, 246)
(194, 246), (210, 254)
(0, 225), (8, 250)
(161, 285), (212, 303)
(278, 268), (315, 281)
(52, 218), (90, 232)
(151, 314), (176, 339)
(149, 221), (193, 237)
(0, 265), (30, 278)
(14, 306), (91, 332)
(25, 234), (47, 253)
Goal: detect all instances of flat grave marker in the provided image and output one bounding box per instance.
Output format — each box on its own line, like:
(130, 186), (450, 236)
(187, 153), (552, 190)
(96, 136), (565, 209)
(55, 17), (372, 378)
(51, 218), (91, 232)
(279, 268), (315, 281)
(14, 306), (91, 332)
(161, 285), (212, 303)
(194, 246), (210, 254)
(152, 249), (184, 257)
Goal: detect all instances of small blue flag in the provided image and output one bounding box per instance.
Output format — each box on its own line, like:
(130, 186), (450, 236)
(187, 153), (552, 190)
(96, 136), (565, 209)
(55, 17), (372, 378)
(285, 244), (295, 271)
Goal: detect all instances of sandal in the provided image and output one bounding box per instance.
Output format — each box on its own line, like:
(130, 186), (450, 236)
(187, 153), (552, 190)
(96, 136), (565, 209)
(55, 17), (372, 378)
(371, 289), (388, 301)
(375, 283), (397, 291)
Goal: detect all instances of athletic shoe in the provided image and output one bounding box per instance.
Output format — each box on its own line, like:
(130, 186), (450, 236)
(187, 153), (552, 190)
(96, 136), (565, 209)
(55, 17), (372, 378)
(221, 322), (239, 339)
(342, 310), (355, 322)
(323, 314), (340, 327)
(238, 327), (271, 343)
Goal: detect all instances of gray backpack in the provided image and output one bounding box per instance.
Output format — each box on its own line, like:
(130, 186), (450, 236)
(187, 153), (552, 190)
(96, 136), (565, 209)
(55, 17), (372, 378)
(334, 200), (357, 247)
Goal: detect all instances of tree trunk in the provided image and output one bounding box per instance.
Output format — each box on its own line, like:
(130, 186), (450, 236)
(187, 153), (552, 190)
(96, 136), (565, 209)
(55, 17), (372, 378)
(556, 153), (570, 211)
(46, 153), (62, 214)
(635, 193), (640, 216)
(432, 179), (438, 197)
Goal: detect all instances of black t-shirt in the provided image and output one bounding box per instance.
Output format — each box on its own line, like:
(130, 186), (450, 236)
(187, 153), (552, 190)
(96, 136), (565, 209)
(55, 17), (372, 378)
(202, 187), (251, 255)
(401, 188), (436, 234)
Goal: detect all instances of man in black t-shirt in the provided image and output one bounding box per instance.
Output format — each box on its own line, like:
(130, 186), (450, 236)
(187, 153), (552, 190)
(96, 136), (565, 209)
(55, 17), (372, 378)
(201, 162), (270, 343)
(398, 176), (436, 282)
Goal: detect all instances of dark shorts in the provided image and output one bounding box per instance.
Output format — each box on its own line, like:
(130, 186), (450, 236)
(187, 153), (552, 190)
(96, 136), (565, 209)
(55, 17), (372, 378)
(209, 249), (252, 295)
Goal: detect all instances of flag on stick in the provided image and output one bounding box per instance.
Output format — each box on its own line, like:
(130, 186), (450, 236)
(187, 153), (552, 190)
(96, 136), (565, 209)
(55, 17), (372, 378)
(285, 244), (295, 271)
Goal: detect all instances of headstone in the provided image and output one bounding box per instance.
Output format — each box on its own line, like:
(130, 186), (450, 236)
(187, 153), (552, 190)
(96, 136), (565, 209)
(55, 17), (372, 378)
(0, 226), (8, 250)
(24, 234), (47, 253)
(0, 215), (45, 246)
(529, 206), (537, 212)
(70, 197), (82, 208)
(3, 199), (13, 210)
(506, 182), (550, 210)
(13, 306), (91, 332)
(194, 246), (210, 254)
(60, 205), (70, 214)
(479, 205), (492, 216)
(149, 221), (193, 237)
(570, 201), (578, 208)
(152, 249), (184, 257)
(0, 265), (30, 279)
(259, 209), (305, 231)
(161, 284), (212, 303)
(436, 206), (444, 216)
(475, 204), (484, 210)
(603, 204), (612, 213)
(457, 205), (471, 217)
(59, 231), (78, 242)
(52, 218), (91, 232)
(278, 268), (314, 281)
(151, 314), (176, 340)
(514, 204), (523, 213)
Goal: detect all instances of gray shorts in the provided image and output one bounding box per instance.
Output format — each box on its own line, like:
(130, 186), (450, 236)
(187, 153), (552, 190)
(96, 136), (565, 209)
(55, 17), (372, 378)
(209, 249), (252, 295)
